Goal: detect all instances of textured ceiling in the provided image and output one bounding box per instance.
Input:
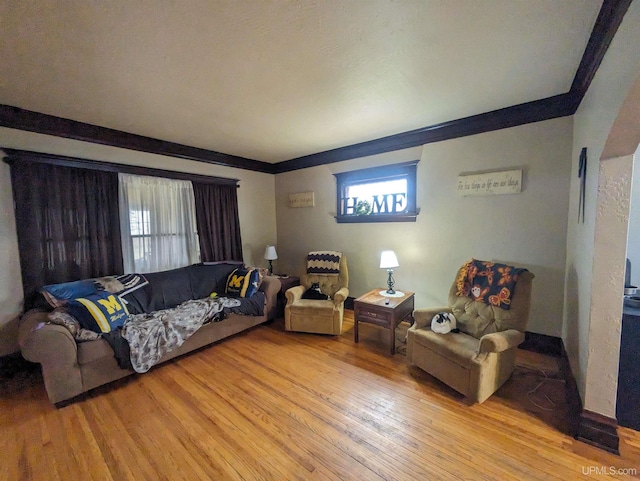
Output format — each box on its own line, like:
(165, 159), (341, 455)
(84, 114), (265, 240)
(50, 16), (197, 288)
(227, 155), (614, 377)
(0, 0), (602, 163)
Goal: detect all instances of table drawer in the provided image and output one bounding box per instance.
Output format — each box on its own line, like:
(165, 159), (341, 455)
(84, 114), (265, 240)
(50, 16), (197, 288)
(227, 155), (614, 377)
(356, 306), (391, 324)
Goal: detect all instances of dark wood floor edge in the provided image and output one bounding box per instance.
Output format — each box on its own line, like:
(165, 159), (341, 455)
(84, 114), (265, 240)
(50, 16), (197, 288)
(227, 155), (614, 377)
(558, 341), (584, 438)
(556, 340), (621, 455)
(576, 410), (620, 455)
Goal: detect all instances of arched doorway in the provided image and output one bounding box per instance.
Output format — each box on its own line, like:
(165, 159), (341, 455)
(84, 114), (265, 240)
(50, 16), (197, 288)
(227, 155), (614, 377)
(584, 73), (640, 423)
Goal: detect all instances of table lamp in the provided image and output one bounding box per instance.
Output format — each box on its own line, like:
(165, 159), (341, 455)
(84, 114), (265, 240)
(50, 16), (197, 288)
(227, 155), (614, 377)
(380, 250), (399, 295)
(264, 245), (278, 274)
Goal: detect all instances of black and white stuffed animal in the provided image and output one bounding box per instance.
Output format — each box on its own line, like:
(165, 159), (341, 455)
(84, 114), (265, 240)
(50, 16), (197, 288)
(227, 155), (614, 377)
(431, 312), (459, 334)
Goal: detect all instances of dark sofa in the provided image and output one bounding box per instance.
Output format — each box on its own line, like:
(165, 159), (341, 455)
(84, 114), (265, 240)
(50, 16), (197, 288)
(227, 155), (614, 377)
(18, 263), (281, 405)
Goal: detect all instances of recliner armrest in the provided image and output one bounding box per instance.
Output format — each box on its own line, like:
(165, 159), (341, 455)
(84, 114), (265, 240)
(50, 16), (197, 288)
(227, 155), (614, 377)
(478, 329), (525, 353)
(410, 307), (451, 330)
(285, 285), (305, 304)
(333, 287), (349, 306)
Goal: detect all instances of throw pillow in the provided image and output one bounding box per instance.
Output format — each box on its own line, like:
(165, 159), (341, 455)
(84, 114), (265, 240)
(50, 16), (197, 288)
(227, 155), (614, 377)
(246, 266), (268, 288)
(225, 268), (260, 298)
(48, 308), (101, 342)
(66, 292), (130, 333)
(431, 312), (459, 334)
(41, 280), (97, 308)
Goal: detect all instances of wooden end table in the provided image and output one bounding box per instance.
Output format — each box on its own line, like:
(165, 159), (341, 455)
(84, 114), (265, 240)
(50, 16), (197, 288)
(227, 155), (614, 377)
(354, 288), (415, 355)
(273, 275), (300, 318)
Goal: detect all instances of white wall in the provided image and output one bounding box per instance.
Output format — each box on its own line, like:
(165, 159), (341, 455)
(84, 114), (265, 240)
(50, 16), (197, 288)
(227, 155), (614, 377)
(564, 0), (640, 414)
(586, 155), (633, 417)
(275, 116), (573, 337)
(0, 127), (277, 356)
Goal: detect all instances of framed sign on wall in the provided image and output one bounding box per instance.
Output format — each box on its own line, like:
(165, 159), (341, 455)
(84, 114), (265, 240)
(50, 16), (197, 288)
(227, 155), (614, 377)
(457, 169), (522, 196)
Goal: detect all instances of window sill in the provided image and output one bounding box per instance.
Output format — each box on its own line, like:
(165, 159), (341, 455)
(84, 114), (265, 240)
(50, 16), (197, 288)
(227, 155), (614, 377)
(334, 213), (418, 224)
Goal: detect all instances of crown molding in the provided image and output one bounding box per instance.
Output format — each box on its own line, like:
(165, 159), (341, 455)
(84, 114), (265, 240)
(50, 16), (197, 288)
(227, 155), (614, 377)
(274, 93), (578, 173)
(570, 0), (633, 101)
(0, 105), (276, 174)
(0, 0), (631, 174)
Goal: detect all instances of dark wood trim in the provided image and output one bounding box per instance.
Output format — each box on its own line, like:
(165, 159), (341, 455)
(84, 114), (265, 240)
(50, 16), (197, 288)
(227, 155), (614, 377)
(558, 340), (583, 438)
(577, 410), (620, 455)
(274, 93), (577, 172)
(570, 0), (634, 102)
(518, 331), (564, 357)
(335, 214), (418, 224)
(274, 0), (631, 173)
(334, 160), (420, 183)
(334, 160), (419, 223)
(0, 105), (276, 174)
(1, 149), (240, 186)
(555, 338), (620, 454)
(0, 0), (630, 174)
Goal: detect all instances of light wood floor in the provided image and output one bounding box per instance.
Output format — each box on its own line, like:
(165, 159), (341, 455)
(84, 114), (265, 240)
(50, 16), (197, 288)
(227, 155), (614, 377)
(2, 313), (639, 480)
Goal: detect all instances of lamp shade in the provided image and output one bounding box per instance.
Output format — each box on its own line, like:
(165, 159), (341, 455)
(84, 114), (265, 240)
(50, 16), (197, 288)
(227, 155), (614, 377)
(380, 250), (399, 269)
(264, 245), (278, 260)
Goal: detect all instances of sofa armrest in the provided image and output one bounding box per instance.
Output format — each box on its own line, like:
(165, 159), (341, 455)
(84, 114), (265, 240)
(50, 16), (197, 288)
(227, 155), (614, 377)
(19, 309), (84, 404)
(285, 285), (305, 304)
(260, 276), (281, 320)
(410, 307), (451, 330)
(333, 287), (349, 306)
(19, 310), (76, 362)
(478, 329), (525, 354)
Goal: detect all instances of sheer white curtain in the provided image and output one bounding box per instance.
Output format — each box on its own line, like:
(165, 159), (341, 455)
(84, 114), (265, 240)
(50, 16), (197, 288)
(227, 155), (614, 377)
(119, 174), (200, 273)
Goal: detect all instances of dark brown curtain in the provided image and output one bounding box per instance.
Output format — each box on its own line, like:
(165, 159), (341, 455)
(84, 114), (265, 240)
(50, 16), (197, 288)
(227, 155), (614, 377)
(192, 182), (243, 262)
(10, 162), (123, 305)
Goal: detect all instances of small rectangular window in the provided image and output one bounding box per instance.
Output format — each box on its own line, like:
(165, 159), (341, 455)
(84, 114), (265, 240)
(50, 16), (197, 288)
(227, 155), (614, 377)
(334, 160), (419, 223)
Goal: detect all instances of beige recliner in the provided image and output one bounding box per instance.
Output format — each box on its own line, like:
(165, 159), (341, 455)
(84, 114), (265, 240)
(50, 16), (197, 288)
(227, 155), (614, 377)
(407, 261), (534, 404)
(285, 254), (349, 335)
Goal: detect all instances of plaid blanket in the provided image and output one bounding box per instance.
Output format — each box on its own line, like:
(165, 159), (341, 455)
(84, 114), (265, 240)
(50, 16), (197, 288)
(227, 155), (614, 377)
(307, 251), (342, 276)
(455, 259), (526, 310)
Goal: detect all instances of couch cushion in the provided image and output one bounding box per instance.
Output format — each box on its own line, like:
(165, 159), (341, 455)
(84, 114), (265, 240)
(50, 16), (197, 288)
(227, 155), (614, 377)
(188, 263), (239, 300)
(411, 328), (479, 369)
(77, 338), (117, 365)
(125, 266), (193, 313)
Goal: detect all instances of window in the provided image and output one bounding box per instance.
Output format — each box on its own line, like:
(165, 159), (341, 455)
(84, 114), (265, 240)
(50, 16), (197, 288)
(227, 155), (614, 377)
(119, 174), (201, 273)
(334, 160), (419, 223)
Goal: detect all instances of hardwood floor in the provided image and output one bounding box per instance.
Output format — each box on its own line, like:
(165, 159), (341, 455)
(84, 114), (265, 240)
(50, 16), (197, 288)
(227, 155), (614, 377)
(1, 312), (639, 480)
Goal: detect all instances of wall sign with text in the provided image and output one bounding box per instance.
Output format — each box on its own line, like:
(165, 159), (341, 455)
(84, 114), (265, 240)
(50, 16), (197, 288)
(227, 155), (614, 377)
(457, 169), (522, 196)
(288, 192), (315, 208)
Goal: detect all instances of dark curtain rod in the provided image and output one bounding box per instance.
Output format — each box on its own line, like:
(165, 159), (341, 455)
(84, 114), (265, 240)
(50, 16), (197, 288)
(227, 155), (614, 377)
(2, 148), (240, 186)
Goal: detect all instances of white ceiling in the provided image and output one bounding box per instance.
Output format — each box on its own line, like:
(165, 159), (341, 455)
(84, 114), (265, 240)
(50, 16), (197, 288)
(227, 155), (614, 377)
(0, 0), (602, 163)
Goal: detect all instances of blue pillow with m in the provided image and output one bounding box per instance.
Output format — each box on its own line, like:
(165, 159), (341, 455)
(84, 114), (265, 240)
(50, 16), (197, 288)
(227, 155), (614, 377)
(66, 292), (130, 333)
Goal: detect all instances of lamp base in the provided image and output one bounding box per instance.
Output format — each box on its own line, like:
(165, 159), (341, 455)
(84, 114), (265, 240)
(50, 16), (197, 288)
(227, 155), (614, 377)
(379, 290), (405, 298)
